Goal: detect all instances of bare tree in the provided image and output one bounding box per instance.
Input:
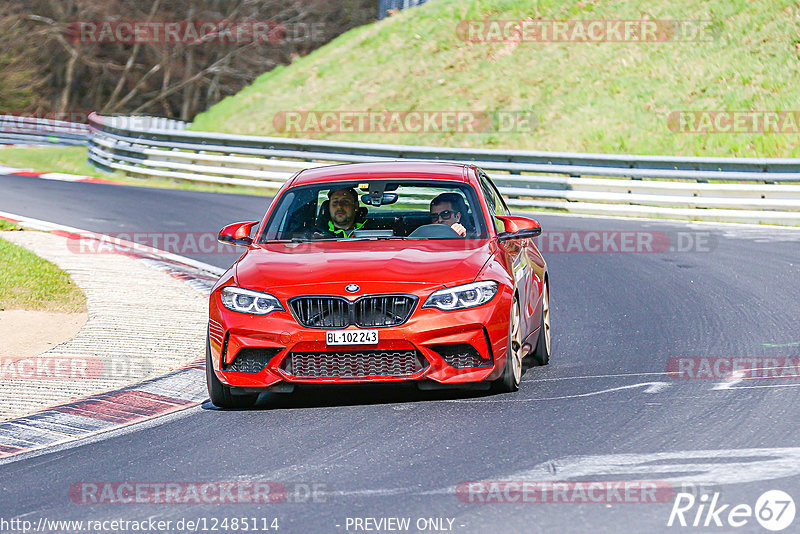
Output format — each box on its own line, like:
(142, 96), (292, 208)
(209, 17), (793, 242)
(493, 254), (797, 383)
(0, 0), (376, 120)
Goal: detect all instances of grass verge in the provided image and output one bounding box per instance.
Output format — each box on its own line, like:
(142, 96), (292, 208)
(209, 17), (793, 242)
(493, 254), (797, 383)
(0, 146), (102, 176)
(0, 146), (275, 196)
(0, 229), (86, 313)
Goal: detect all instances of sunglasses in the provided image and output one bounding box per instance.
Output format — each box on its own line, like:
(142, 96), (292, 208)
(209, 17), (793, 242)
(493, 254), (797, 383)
(430, 210), (455, 222)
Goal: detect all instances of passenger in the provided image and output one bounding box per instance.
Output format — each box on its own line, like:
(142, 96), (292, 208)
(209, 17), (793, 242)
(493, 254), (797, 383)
(430, 193), (469, 237)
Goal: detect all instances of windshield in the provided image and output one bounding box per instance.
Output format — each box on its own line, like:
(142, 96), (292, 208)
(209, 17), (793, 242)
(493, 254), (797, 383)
(258, 180), (488, 242)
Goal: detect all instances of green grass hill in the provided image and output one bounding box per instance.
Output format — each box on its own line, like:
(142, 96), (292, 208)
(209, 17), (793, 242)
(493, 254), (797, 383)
(190, 0), (800, 157)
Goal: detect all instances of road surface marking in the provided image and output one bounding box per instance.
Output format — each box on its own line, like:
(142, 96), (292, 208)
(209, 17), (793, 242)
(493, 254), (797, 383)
(446, 382), (671, 403)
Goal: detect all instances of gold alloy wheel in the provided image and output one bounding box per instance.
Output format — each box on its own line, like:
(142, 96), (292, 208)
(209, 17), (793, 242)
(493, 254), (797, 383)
(542, 281), (551, 356)
(510, 298), (523, 385)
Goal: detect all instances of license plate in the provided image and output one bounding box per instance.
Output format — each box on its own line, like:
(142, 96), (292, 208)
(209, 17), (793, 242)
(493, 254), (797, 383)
(326, 330), (379, 345)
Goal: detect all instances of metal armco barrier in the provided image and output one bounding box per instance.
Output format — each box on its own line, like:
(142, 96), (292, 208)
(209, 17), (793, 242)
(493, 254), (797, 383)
(0, 115), (90, 146)
(379, 0), (431, 20)
(76, 112), (800, 225)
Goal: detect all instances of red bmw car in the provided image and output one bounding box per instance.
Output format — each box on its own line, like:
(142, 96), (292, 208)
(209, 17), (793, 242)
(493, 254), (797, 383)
(207, 162), (550, 408)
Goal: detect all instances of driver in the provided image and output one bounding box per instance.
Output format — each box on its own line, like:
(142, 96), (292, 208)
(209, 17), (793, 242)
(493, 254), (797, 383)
(325, 187), (365, 238)
(429, 193), (468, 237)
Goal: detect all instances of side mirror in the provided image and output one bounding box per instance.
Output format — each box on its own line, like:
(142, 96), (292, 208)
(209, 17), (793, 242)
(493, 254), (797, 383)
(218, 221), (259, 247)
(495, 216), (542, 241)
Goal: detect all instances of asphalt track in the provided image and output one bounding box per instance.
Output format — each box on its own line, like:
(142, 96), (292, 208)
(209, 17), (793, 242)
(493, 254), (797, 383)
(1, 173), (800, 533)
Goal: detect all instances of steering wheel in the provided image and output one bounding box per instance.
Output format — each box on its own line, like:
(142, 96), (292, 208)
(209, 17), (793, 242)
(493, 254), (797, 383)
(407, 223), (460, 239)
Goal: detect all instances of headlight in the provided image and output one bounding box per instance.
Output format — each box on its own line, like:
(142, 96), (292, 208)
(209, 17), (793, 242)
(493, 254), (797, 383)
(423, 281), (498, 311)
(220, 287), (284, 315)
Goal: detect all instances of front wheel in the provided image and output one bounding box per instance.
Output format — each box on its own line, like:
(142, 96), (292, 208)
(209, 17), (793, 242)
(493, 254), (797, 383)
(206, 334), (259, 409)
(493, 296), (523, 393)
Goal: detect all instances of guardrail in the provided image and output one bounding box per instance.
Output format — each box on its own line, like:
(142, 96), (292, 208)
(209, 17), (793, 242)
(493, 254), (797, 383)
(379, 0), (430, 20)
(0, 114), (187, 147)
(0, 115), (90, 146)
(74, 112), (800, 225)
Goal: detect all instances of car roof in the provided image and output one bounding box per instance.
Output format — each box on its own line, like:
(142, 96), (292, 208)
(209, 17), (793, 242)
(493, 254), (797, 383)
(289, 161), (475, 187)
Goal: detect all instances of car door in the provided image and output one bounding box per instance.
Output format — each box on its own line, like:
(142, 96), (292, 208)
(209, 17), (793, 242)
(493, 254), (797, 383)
(480, 171), (543, 340)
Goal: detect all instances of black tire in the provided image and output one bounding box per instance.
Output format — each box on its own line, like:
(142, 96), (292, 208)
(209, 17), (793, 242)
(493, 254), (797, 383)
(493, 297), (522, 393)
(532, 279), (551, 366)
(206, 333), (259, 409)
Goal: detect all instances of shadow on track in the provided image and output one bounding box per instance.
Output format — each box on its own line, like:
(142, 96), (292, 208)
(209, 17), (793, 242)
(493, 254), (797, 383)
(201, 356), (546, 412)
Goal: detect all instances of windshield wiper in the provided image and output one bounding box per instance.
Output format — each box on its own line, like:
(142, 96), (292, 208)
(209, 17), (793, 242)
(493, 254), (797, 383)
(261, 237), (313, 243)
(346, 236), (407, 241)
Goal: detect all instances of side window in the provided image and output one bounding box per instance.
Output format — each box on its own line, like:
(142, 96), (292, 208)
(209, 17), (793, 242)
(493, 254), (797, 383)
(489, 178), (511, 215)
(262, 191), (296, 240)
(479, 172), (506, 233)
(479, 177), (496, 215)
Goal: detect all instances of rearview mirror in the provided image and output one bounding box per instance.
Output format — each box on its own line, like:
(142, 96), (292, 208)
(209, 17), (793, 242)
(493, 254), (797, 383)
(360, 193), (399, 206)
(495, 216), (542, 241)
(218, 221), (259, 246)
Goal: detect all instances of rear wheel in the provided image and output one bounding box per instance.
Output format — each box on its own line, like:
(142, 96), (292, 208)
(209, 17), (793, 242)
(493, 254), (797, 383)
(206, 333), (259, 409)
(532, 279), (551, 366)
(493, 296), (523, 393)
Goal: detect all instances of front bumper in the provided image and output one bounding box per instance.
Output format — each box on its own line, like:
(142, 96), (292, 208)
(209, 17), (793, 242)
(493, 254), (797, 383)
(208, 290), (512, 388)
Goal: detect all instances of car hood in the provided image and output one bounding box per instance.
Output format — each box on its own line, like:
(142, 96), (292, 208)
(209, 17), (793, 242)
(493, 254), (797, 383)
(235, 239), (494, 293)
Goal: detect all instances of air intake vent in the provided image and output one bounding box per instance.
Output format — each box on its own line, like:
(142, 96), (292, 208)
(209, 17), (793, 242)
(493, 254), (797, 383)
(432, 344), (493, 369)
(223, 348), (280, 373)
(282, 350), (427, 378)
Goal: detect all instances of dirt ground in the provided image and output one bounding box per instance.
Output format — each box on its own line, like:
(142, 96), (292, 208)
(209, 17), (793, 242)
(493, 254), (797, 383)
(0, 310), (87, 360)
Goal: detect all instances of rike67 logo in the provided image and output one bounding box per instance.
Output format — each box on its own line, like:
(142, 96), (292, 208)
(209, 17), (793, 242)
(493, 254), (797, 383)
(668, 489), (796, 531)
